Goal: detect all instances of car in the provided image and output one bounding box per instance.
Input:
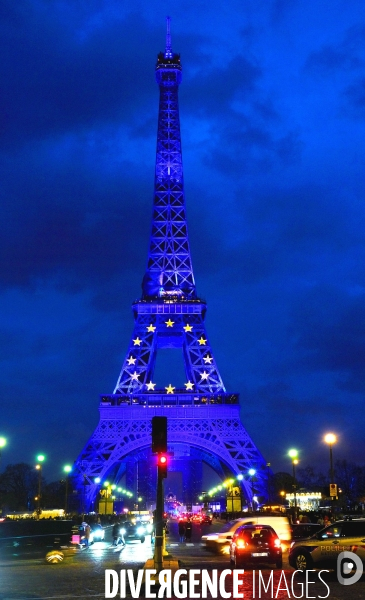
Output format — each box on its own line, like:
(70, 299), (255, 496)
(290, 523), (322, 540)
(232, 515), (292, 549)
(201, 519), (247, 553)
(192, 514), (202, 523)
(120, 520), (152, 543)
(289, 518), (365, 571)
(90, 523), (105, 541)
(201, 514), (212, 524)
(230, 524), (282, 569)
(0, 519), (75, 557)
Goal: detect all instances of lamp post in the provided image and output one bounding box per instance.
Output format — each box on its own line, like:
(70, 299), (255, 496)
(324, 433), (337, 515)
(94, 477), (101, 513)
(63, 465), (72, 515)
(35, 454), (45, 518)
(288, 449), (299, 522)
(248, 469), (256, 511)
(0, 437), (7, 471)
(237, 474), (244, 513)
(137, 496), (143, 516)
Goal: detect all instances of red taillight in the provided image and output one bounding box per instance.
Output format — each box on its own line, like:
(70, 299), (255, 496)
(236, 539), (247, 549)
(274, 538), (281, 548)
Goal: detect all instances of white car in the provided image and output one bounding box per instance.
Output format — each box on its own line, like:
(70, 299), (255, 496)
(201, 519), (246, 554)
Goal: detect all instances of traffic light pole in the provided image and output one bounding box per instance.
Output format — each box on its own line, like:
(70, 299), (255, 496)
(151, 416), (167, 573)
(154, 468), (164, 572)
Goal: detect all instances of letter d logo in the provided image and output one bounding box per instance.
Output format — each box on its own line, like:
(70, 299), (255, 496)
(337, 551), (363, 585)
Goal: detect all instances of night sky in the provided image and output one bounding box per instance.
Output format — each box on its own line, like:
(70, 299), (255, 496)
(1, 1), (365, 482)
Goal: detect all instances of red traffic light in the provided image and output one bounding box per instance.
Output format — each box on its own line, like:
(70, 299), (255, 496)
(158, 453), (168, 478)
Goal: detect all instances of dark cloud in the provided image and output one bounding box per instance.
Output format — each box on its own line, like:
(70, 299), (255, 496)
(1, 0), (365, 477)
(0, 7), (157, 147)
(290, 287), (365, 393)
(344, 78), (365, 117)
(305, 25), (365, 74)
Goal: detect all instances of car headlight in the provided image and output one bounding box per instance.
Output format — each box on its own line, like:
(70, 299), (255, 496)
(145, 524), (152, 533)
(137, 526), (145, 535)
(121, 528), (126, 535)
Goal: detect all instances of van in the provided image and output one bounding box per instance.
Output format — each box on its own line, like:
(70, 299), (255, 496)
(236, 516), (291, 548)
(0, 519), (74, 558)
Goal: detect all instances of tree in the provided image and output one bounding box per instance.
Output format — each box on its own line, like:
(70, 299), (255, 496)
(335, 460), (365, 506)
(0, 463), (39, 512)
(296, 466), (327, 491)
(271, 471), (295, 501)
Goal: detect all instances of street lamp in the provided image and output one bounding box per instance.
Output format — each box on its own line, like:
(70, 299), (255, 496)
(237, 474), (244, 513)
(248, 469), (256, 511)
(288, 449), (299, 522)
(63, 465), (72, 514)
(35, 454), (45, 518)
(324, 433), (337, 514)
(0, 437), (7, 471)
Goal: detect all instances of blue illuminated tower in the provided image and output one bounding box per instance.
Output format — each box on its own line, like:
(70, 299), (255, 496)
(113, 19), (224, 396)
(75, 18), (268, 509)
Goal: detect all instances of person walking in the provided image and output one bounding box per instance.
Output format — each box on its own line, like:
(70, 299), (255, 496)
(84, 523), (91, 548)
(178, 520), (186, 543)
(185, 519), (192, 542)
(112, 520), (119, 545)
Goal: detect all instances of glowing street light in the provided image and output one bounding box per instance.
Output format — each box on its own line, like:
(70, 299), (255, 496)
(0, 437), (7, 471)
(248, 468), (256, 511)
(35, 454), (45, 518)
(63, 465), (72, 514)
(324, 433), (337, 484)
(288, 449), (299, 521)
(324, 433), (337, 513)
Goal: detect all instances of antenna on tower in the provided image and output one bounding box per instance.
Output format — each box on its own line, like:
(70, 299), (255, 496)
(165, 15), (173, 58)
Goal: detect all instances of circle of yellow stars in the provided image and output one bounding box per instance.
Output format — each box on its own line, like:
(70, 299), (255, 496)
(127, 322), (213, 392)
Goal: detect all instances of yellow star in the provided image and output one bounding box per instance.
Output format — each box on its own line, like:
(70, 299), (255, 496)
(165, 319), (175, 327)
(203, 355), (213, 364)
(183, 323), (193, 332)
(165, 384), (175, 394)
(147, 324), (156, 332)
(185, 381), (194, 390)
(127, 356), (136, 365)
(133, 337), (142, 346)
(201, 371), (209, 380)
(146, 381), (156, 391)
(198, 337), (207, 345)
(131, 371), (140, 381)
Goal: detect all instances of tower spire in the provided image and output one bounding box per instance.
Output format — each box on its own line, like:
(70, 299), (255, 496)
(142, 20), (192, 299)
(165, 15), (172, 58)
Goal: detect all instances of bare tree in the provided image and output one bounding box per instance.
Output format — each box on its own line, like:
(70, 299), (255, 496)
(335, 460), (365, 506)
(0, 463), (39, 512)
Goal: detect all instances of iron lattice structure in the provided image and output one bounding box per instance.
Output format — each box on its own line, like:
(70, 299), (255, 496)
(75, 18), (268, 509)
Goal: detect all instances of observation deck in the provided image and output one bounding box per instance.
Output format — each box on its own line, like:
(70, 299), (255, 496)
(100, 392), (239, 407)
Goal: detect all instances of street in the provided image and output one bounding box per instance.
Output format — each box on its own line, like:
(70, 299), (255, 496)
(0, 519), (364, 599)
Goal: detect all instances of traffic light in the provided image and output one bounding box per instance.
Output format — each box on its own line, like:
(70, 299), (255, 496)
(158, 454), (168, 479)
(152, 416), (167, 453)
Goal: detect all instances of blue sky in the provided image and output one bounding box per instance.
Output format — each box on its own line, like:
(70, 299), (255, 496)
(1, 0), (365, 481)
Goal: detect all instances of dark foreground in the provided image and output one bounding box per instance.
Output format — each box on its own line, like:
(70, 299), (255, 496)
(0, 520), (364, 599)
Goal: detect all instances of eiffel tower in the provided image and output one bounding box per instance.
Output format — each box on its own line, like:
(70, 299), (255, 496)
(75, 18), (268, 510)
